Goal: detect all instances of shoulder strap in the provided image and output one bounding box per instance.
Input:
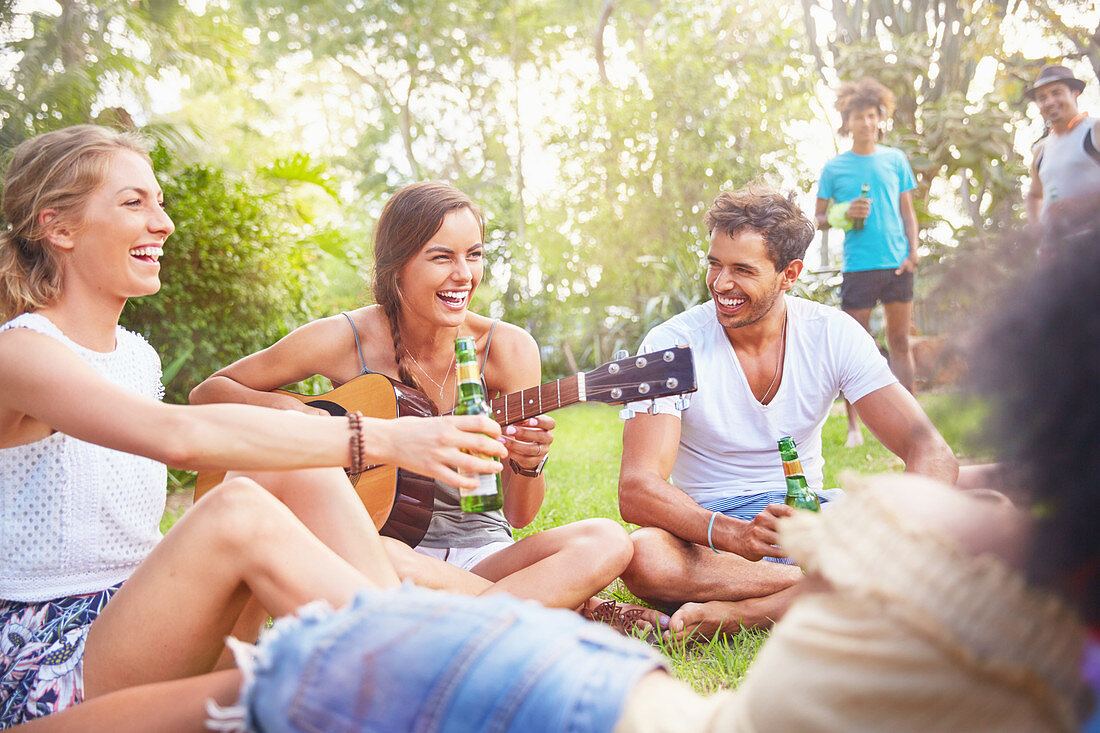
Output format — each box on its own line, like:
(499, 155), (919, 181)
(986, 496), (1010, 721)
(340, 312), (370, 375)
(1084, 127), (1100, 167)
(480, 319), (498, 379)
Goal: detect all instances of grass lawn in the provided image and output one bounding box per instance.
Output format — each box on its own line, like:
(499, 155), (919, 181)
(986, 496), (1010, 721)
(520, 390), (989, 692)
(164, 390), (987, 694)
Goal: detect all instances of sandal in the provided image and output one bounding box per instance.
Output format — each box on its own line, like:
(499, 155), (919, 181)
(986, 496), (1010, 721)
(582, 599), (669, 644)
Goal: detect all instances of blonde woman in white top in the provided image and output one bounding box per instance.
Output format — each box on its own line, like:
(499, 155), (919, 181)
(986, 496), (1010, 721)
(0, 125), (506, 727)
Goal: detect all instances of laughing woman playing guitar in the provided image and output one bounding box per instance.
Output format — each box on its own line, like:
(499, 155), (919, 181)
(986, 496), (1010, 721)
(192, 181), (661, 631)
(0, 127), (508, 727)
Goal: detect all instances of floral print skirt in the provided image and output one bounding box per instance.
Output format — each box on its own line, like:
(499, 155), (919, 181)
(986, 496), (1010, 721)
(0, 584), (121, 727)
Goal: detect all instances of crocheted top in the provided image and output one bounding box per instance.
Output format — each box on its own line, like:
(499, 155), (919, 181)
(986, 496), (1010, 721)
(777, 473), (1093, 731)
(0, 313), (167, 602)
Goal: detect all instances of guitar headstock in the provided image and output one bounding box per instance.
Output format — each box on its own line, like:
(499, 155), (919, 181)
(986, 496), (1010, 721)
(583, 345), (696, 405)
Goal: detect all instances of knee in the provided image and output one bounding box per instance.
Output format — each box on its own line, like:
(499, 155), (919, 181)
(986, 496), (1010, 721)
(567, 518), (633, 574)
(886, 330), (911, 356)
(191, 477), (290, 551)
(621, 528), (681, 596)
(554, 512), (633, 576)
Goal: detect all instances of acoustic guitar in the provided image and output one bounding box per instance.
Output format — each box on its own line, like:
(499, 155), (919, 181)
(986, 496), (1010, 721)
(194, 345), (696, 547)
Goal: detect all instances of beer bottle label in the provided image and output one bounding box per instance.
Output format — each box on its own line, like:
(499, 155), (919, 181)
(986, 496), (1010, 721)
(457, 360), (479, 385)
(782, 458), (805, 478)
(459, 470), (499, 498)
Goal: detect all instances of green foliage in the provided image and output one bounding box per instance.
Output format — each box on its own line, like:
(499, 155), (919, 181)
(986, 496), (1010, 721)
(121, 147), (315, 403)
(0, 0), (242, 147)
(509, 0), (818, 370)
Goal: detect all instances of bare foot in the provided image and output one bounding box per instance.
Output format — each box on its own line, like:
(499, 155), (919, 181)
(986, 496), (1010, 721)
(665, 599), (779, 642)
(845, 426), (864, 447)
(582, 597), (670, 641)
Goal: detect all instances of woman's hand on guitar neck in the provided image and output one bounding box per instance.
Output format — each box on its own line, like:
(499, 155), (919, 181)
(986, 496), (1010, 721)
(503, 416), (555, 473)
(363, 414), (508, 490)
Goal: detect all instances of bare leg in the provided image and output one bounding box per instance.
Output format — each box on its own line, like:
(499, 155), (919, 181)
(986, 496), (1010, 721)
(384, 537), (494, 595)
(883, 300), (916, 392)
(621, 527), (802, 638)
(469, 519), (634, 610)
(234, 467), (399, 586)
(16, 670), (240, 733)
(842, 306), (874, 446)
(205, 466), (405, 670)
(83, 477), (389, 698)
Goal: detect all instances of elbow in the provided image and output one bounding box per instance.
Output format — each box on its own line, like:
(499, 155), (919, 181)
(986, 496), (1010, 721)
(617, 476), (647, 526)
(504, 505), (536, 529)
(188, 377), (219, 406)
(905, 426), (959, 484)
(155, 408), (203, 468)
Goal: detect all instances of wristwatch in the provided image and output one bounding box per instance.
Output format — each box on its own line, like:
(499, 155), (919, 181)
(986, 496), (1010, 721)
(509, 452), (549, 478)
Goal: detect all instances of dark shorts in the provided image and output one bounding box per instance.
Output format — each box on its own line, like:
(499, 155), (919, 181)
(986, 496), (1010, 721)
(0, 583), (123, 726)
(840, 268), (914, 310)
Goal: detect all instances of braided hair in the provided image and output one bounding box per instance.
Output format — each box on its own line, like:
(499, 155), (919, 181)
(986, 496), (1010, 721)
(372, 181), (484, 396)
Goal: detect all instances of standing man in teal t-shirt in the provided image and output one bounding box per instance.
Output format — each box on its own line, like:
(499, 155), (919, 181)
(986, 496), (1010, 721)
(814, 78), (920, 447)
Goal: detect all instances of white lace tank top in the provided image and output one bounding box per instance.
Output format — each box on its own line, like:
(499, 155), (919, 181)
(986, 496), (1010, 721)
(0, 313), (167, 602)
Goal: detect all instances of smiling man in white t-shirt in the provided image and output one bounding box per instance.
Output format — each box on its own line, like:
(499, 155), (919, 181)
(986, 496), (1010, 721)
(618, 188), (957, 640)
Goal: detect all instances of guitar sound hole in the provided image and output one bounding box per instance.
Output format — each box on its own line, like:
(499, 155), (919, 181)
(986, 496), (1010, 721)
(305, 399), (347, 416)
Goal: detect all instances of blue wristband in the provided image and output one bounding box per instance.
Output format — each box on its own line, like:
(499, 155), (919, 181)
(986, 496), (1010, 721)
(707, 512), (721, 554)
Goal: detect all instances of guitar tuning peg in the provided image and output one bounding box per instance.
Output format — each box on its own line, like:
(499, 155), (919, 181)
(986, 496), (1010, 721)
(613, 349), (629, 360)
(618, 407), (636, 420)
(674, 397), (691, 411)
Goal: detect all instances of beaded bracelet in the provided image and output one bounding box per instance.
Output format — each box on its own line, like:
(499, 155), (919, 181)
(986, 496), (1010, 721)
(347, 411), (365, 474)
(707, 511), (721, 554)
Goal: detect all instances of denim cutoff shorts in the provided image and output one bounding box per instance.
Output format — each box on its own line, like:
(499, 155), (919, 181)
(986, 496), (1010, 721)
(226, 584), (666, 733)
(701, 488), (846, 565)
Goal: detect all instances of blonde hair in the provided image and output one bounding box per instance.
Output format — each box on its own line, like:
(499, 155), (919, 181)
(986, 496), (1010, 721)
(834, 78), (897, 137)
(0, 125), (151, 320)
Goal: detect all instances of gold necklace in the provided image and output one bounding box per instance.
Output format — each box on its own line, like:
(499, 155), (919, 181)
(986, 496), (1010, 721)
(758, 310), (787, 404)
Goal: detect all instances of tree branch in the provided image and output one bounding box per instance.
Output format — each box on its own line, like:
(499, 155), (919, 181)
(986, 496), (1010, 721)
(594, 0), (615, 85)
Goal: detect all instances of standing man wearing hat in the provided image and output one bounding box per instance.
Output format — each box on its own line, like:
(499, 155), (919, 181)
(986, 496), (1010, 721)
(1026, 64), (1100, 249)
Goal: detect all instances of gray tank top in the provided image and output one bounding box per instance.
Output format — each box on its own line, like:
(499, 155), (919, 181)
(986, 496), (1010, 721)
(1037, 116), (1100, 221)
(341, 313), (512, 548)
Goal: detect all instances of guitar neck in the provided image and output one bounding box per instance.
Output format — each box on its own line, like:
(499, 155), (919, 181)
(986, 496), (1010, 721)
(489, 374), (583, 426)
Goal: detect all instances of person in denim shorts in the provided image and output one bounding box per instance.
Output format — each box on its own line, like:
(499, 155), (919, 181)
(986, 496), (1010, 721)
(212, 585), (666, 733)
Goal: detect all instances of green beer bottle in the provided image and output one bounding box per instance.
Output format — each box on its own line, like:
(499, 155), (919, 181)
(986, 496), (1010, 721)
(454, 337), (504, 512)
(778, 437), (820, 512)
(852, 182), (870, 231)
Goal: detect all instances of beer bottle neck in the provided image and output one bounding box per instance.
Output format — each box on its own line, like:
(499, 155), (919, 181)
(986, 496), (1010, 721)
(456, 360), (486, 403)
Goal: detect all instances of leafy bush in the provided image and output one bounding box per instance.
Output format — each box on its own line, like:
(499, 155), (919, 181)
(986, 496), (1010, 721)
(121, 147), (315, 403)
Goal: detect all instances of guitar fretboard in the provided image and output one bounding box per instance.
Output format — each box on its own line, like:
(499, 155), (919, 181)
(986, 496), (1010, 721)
(490, 375), (581, 425)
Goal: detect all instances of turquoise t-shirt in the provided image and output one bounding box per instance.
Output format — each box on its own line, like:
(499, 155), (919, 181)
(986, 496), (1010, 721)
(817, 145), (916, 273)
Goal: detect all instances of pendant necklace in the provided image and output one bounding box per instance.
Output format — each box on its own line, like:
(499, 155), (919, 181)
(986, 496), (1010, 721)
(758, 310), (787, 405)
(406, 349), (455, 403)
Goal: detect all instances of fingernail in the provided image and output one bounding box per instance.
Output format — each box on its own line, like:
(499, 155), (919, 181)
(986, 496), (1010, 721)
(528, 418), (538, 426)
(506, 426), (517, 435)
(497, 436), (507, 443)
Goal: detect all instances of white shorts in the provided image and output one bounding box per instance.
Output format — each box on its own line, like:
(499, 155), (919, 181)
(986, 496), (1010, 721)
(414, 540), (515, 572)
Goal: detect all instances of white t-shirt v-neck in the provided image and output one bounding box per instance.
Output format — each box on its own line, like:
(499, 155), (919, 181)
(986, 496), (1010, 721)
(629, 296), (896, 504)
